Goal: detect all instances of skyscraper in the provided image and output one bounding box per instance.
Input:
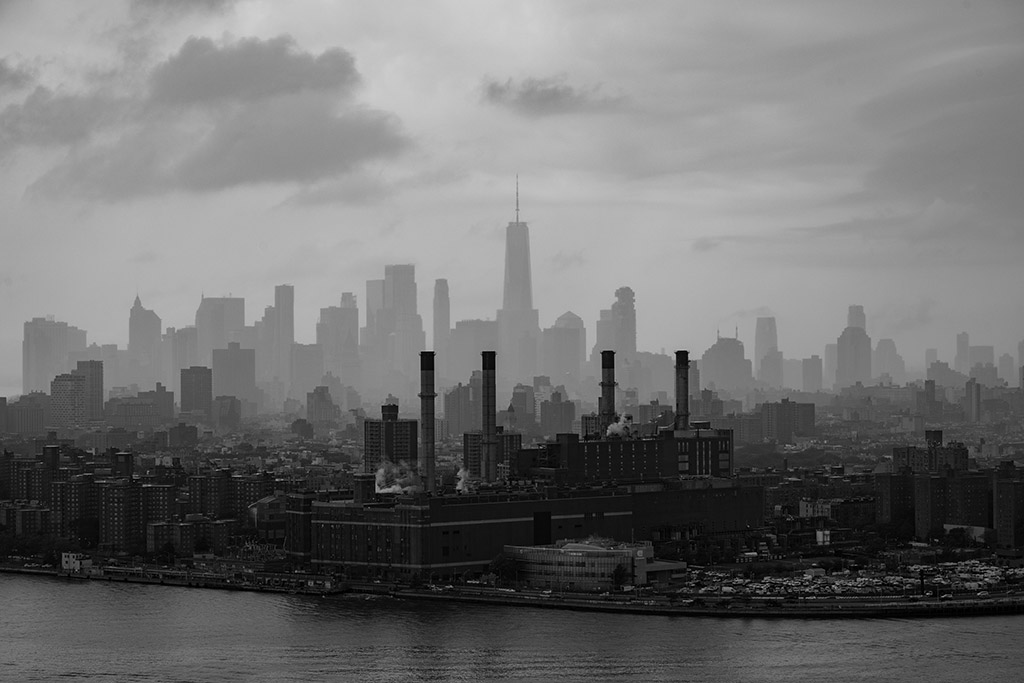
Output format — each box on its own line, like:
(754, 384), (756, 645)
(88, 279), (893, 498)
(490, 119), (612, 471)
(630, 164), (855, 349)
(847, 305), (866, 331)
(591, 287), (637, 371)
(22, 317), (87, 394)
(128, 295), (161, 387)
(180, 366), (212, 418)
(925, 348), (938, 371)
(194, 296), (245, 368)
(873, 339), (905, 384)
(542, 311), (586, 388)
(317, 293), (360, 385)
(836, 305), (871, 389)
(212, 342), (257, 406)
(754, 316), (778, 378)
(802, 355), (823, 393)
(433, 279), (450, 381)
(274, 284), (295, 389)
(824, 343), (838, 391)
(496, 180), (541, 384)
(700, 334), (752, 397)
(955, 332), (970, 375)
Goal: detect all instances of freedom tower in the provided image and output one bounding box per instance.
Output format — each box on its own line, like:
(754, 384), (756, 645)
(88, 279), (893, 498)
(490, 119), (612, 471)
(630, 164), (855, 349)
(497, 178), (541, 384)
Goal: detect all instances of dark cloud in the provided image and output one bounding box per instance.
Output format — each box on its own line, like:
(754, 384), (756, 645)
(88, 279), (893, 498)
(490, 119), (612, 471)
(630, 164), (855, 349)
(0, 87), (126, 155)
(16, 34), (407, 199)
(129, 0), (235, 19)
(0, 58), (33, 90)
(483, 75), (625, 116)
(175, 95), (407, 190)
(150, 35), (360, 105)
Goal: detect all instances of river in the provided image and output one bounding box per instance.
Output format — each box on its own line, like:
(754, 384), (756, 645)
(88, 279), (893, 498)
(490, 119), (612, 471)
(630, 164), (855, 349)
(1, 574), (1020, 682)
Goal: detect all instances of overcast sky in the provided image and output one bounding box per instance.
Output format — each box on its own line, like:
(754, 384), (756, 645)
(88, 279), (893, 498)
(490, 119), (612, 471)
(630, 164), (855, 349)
(2, 0), (1023, 395)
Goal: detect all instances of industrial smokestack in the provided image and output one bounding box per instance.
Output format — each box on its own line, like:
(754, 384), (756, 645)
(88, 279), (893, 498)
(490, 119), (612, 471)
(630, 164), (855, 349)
(419, 351), (436, 493)
(482, 351), (497, 482)
(600, 350), (616, 435)
(675, 350), (690, 430)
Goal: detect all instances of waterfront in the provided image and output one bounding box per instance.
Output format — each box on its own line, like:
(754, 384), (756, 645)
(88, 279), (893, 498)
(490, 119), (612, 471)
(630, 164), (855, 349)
(3, 573), (1023, 682)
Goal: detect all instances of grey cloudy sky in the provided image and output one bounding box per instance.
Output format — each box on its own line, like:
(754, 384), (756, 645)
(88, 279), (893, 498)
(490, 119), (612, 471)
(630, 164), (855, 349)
(2, 0), (1023, 394)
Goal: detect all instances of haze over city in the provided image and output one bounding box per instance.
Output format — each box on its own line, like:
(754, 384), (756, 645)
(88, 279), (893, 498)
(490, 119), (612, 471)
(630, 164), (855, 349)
(2, 0), (1023, 397)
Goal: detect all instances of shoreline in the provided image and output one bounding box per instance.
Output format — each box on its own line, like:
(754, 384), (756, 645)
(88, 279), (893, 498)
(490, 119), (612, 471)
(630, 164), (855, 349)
(5, 565), (1023, 619)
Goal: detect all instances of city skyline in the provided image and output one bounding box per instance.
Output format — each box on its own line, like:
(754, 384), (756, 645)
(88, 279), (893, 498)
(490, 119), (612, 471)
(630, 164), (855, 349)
(2, 1), (1024, 394)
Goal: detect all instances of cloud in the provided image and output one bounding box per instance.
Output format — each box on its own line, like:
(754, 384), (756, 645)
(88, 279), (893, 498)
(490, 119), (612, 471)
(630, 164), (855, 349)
(129, 0), (235, 19)
(483, 75), (625, 116)
(550, 250), (587, 269)
(13, 34), (409, 199)
(149, 35), (360, 105)
(175, 95), (407, 190)
(691, 237), (720, 252)
(0, 58), (33, 90)
(0, 87), (126, 154)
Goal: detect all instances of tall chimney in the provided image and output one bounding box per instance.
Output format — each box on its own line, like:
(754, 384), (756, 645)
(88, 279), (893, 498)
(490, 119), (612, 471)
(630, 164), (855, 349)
(675, 350), (690, 430)
(418, 351), (436, 493)
(600, 350), (616, 434)
(482, 351), (497, 482)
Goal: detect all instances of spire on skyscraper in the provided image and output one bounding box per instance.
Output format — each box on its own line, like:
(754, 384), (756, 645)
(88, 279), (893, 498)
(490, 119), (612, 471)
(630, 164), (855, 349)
(515, 174), (519, 224)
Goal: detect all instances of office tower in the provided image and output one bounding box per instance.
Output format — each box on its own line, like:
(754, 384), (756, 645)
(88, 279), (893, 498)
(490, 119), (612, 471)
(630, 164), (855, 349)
(925, 348), (938, 371)
(194, 296), (245, 368)
(541, 311), (586, 388)
(212, 342), (257, 405)
(273, 285), (294, 388)
(74, 360), (104, 421)
(433, 279), (450, 381)
(362, 279), (385, 347)
(873, 339), (905, 384)
(289, 343), (324, 402)
(22, 317), (87, 394)
(592, 287), (637, 369)
(969, 345), (995, 369)
(497, 187), (541, 384)
(759, 349), (784, 389)
(317, 293), (360, 385)
(306, 386), (341, 424)
(361, 266), (426, 397)
(998, 353), (1016, 384)
(847, 305), (866, 330)
(128, 295), (162, 386)
(447, 319), (498, 385)
(797, 355), (820, 393)
(443, 373), (481, 436)
(700, 333), (752, 397)
(363, 403), (418, 474)
(180, 366), (213, 418)
(510, 383), (537, 431)
(836, 306), (871, 389)
(162, 326), (197, 397)
(955, 332), (970, 375)
(137, 382), (174, 423)
(540, 390), (575, 435)
(0, 397), (6, 434)
(754, 316), (778, 378)
(50, 372), (86, 427)
(1019, 339), (1024, 370)
(964, 378), (981, 423)
(824, 343), (838, 391)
